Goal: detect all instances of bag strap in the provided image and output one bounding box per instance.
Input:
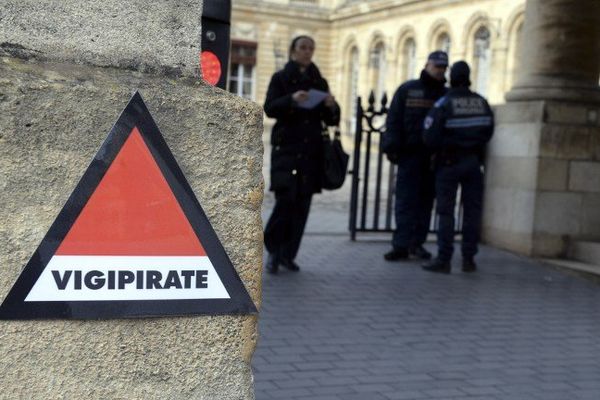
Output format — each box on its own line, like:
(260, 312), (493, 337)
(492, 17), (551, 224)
(333, 126), (341, 139)
(322, 123), (341, 140)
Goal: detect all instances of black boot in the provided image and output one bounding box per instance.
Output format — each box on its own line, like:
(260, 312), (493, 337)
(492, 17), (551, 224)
(280, 258), (300, 272)
(422, 258), (451, 274)
(384, 247), (409, 261)
(409, 245), (432, 260)
(462, 257), (477, 273)
(265, 253), (279, 274)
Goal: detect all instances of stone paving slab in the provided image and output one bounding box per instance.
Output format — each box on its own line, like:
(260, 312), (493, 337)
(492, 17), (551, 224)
(253, 235), (600, 400)
(257, 131), (600, 399)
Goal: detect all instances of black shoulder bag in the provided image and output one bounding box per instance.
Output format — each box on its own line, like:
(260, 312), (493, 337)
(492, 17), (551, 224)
(321, 126), (349, 190)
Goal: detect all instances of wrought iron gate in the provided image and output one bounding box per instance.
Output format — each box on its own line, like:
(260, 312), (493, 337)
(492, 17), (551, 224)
(348, 92), (464, 241)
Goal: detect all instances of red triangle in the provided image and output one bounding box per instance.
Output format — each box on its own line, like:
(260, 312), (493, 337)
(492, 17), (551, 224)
(56, 127), (206, 256)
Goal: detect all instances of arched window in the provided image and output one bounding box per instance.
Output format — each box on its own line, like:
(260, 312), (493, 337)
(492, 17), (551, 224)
(347, 46), (360, 131)
(473, 26), (491, 96)
(400, 38), (417, 82)
(436, 33), (451, 54)
(434, 33), (451, 80)
(504, 7), (525, 92)
(369, 41), (387, 100)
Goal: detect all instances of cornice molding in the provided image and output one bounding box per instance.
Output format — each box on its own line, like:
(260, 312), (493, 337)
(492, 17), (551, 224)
(233, 0), (469, 23)
(234, 0), (330, 22)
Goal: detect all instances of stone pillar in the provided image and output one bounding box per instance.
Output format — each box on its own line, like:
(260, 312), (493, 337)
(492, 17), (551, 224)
(0, 1), (263, 399)
(506, 0), (600, 102)
(483, 0), (600, 257)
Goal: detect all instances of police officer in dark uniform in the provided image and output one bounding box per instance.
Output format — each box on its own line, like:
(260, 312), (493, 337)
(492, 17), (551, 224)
(382, 51), (448, 261)
(421, 61), (494, 273)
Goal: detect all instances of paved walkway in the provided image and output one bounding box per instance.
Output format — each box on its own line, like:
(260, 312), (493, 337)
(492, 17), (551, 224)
(256, 208), (600, 399)
(255, 137), (600, 400)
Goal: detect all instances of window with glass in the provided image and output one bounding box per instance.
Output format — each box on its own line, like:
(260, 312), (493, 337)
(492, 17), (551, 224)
(228, 41), (257, 100)
(347, 47), (360, 131)
(400, 38), (417, 82)
(436, 33), (451, 54)
(435, 33), (451, 80)
(473, 27), (491, 97)
(370, 42), (387, 101)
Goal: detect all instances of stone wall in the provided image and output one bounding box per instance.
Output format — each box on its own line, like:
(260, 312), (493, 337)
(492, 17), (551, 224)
(0, 1), (263, 399)
(483, 101), (600, 257)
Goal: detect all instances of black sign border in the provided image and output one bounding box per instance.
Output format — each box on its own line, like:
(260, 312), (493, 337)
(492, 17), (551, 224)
(0, 92), (258, 319)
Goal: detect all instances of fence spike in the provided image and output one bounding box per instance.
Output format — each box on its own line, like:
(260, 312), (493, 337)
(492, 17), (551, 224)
(368, 90), (375, 112)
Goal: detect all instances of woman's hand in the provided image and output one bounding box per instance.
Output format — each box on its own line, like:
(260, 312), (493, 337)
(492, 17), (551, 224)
(292, 90), (309, 103)
(324, 94), (336, 109)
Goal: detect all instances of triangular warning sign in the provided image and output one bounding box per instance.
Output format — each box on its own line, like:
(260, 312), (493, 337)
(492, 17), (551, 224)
(0, 92), (257, 319)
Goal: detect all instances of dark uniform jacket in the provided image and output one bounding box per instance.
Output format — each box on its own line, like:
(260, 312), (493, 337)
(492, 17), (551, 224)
(264, 61), (340, 195)
(422, 86), (494, 160)
(382, 70), (447, 159)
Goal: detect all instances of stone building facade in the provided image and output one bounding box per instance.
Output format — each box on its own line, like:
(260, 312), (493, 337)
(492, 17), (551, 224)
(231, 0), (525, 131)
(231, 0), (600, 263)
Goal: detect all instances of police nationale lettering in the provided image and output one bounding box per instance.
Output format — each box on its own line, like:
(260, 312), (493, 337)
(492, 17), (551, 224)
(451, 97), (486, 115)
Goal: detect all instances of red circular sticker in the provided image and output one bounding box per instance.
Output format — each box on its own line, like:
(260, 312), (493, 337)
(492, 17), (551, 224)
(200, 51), (222, 86)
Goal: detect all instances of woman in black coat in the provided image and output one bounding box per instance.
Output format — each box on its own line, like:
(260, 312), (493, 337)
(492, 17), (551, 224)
(263, 35), (340, 274)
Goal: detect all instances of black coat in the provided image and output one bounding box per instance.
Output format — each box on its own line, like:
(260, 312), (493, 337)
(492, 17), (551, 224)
(423, 87), (494, 155)
(382, 70), (447, 158)
(264, 61), (340, 196)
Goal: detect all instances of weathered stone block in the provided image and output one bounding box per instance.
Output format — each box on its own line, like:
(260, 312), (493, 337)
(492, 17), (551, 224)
(0, 0), (202, 78)
(485, 156), (537, 189)
(482, 187), (535, 235)
(0, 57), (263, 400)
(482, 187), (513, 231)
(531, 232), (568, 258)
(540, 125), (592, 160)
(545, 102), (600, 126)
(568, 161), (600, 192)
(534, 191), (582, 235)
(537, 158), (568, 191)
(492, 101), (545, 124)
(487, 123), (541, 158)
(511, 190), (537, 234)
(591, 130), (600, 161)
(481, 226), (533, 256)
(581, 193), (600, 239)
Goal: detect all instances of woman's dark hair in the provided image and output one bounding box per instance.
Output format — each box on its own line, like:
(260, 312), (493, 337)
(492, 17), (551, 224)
(288, 35), (315, 60)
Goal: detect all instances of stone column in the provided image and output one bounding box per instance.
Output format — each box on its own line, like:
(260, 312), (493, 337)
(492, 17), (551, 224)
(506, 0), (600, 102)
(484, 0), (600, 258)
(0, 1), (263, 399)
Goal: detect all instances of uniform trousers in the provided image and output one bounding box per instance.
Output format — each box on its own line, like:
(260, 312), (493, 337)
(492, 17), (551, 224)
(264, 191), (312, 261)
(435, 155), (484, 261)
(393, 154), (435, 250)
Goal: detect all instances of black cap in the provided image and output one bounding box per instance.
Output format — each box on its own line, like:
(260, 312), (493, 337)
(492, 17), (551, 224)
(427, 51), (448, 67)
(450, 61), (471, 87)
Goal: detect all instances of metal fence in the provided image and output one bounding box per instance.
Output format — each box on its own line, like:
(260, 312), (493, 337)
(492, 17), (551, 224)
(348, 92), (464, 241)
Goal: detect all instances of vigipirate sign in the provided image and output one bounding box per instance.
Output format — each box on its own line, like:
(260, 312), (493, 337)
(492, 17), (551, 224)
(0, 92), (257, 319)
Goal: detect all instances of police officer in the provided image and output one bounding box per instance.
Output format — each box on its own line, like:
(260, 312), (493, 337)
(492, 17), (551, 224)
(382, 51), (448, 261)
(421, 61), (494, 273)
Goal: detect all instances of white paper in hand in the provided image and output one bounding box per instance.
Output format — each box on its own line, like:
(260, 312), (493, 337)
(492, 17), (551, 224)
(297, 89), (329, 110)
